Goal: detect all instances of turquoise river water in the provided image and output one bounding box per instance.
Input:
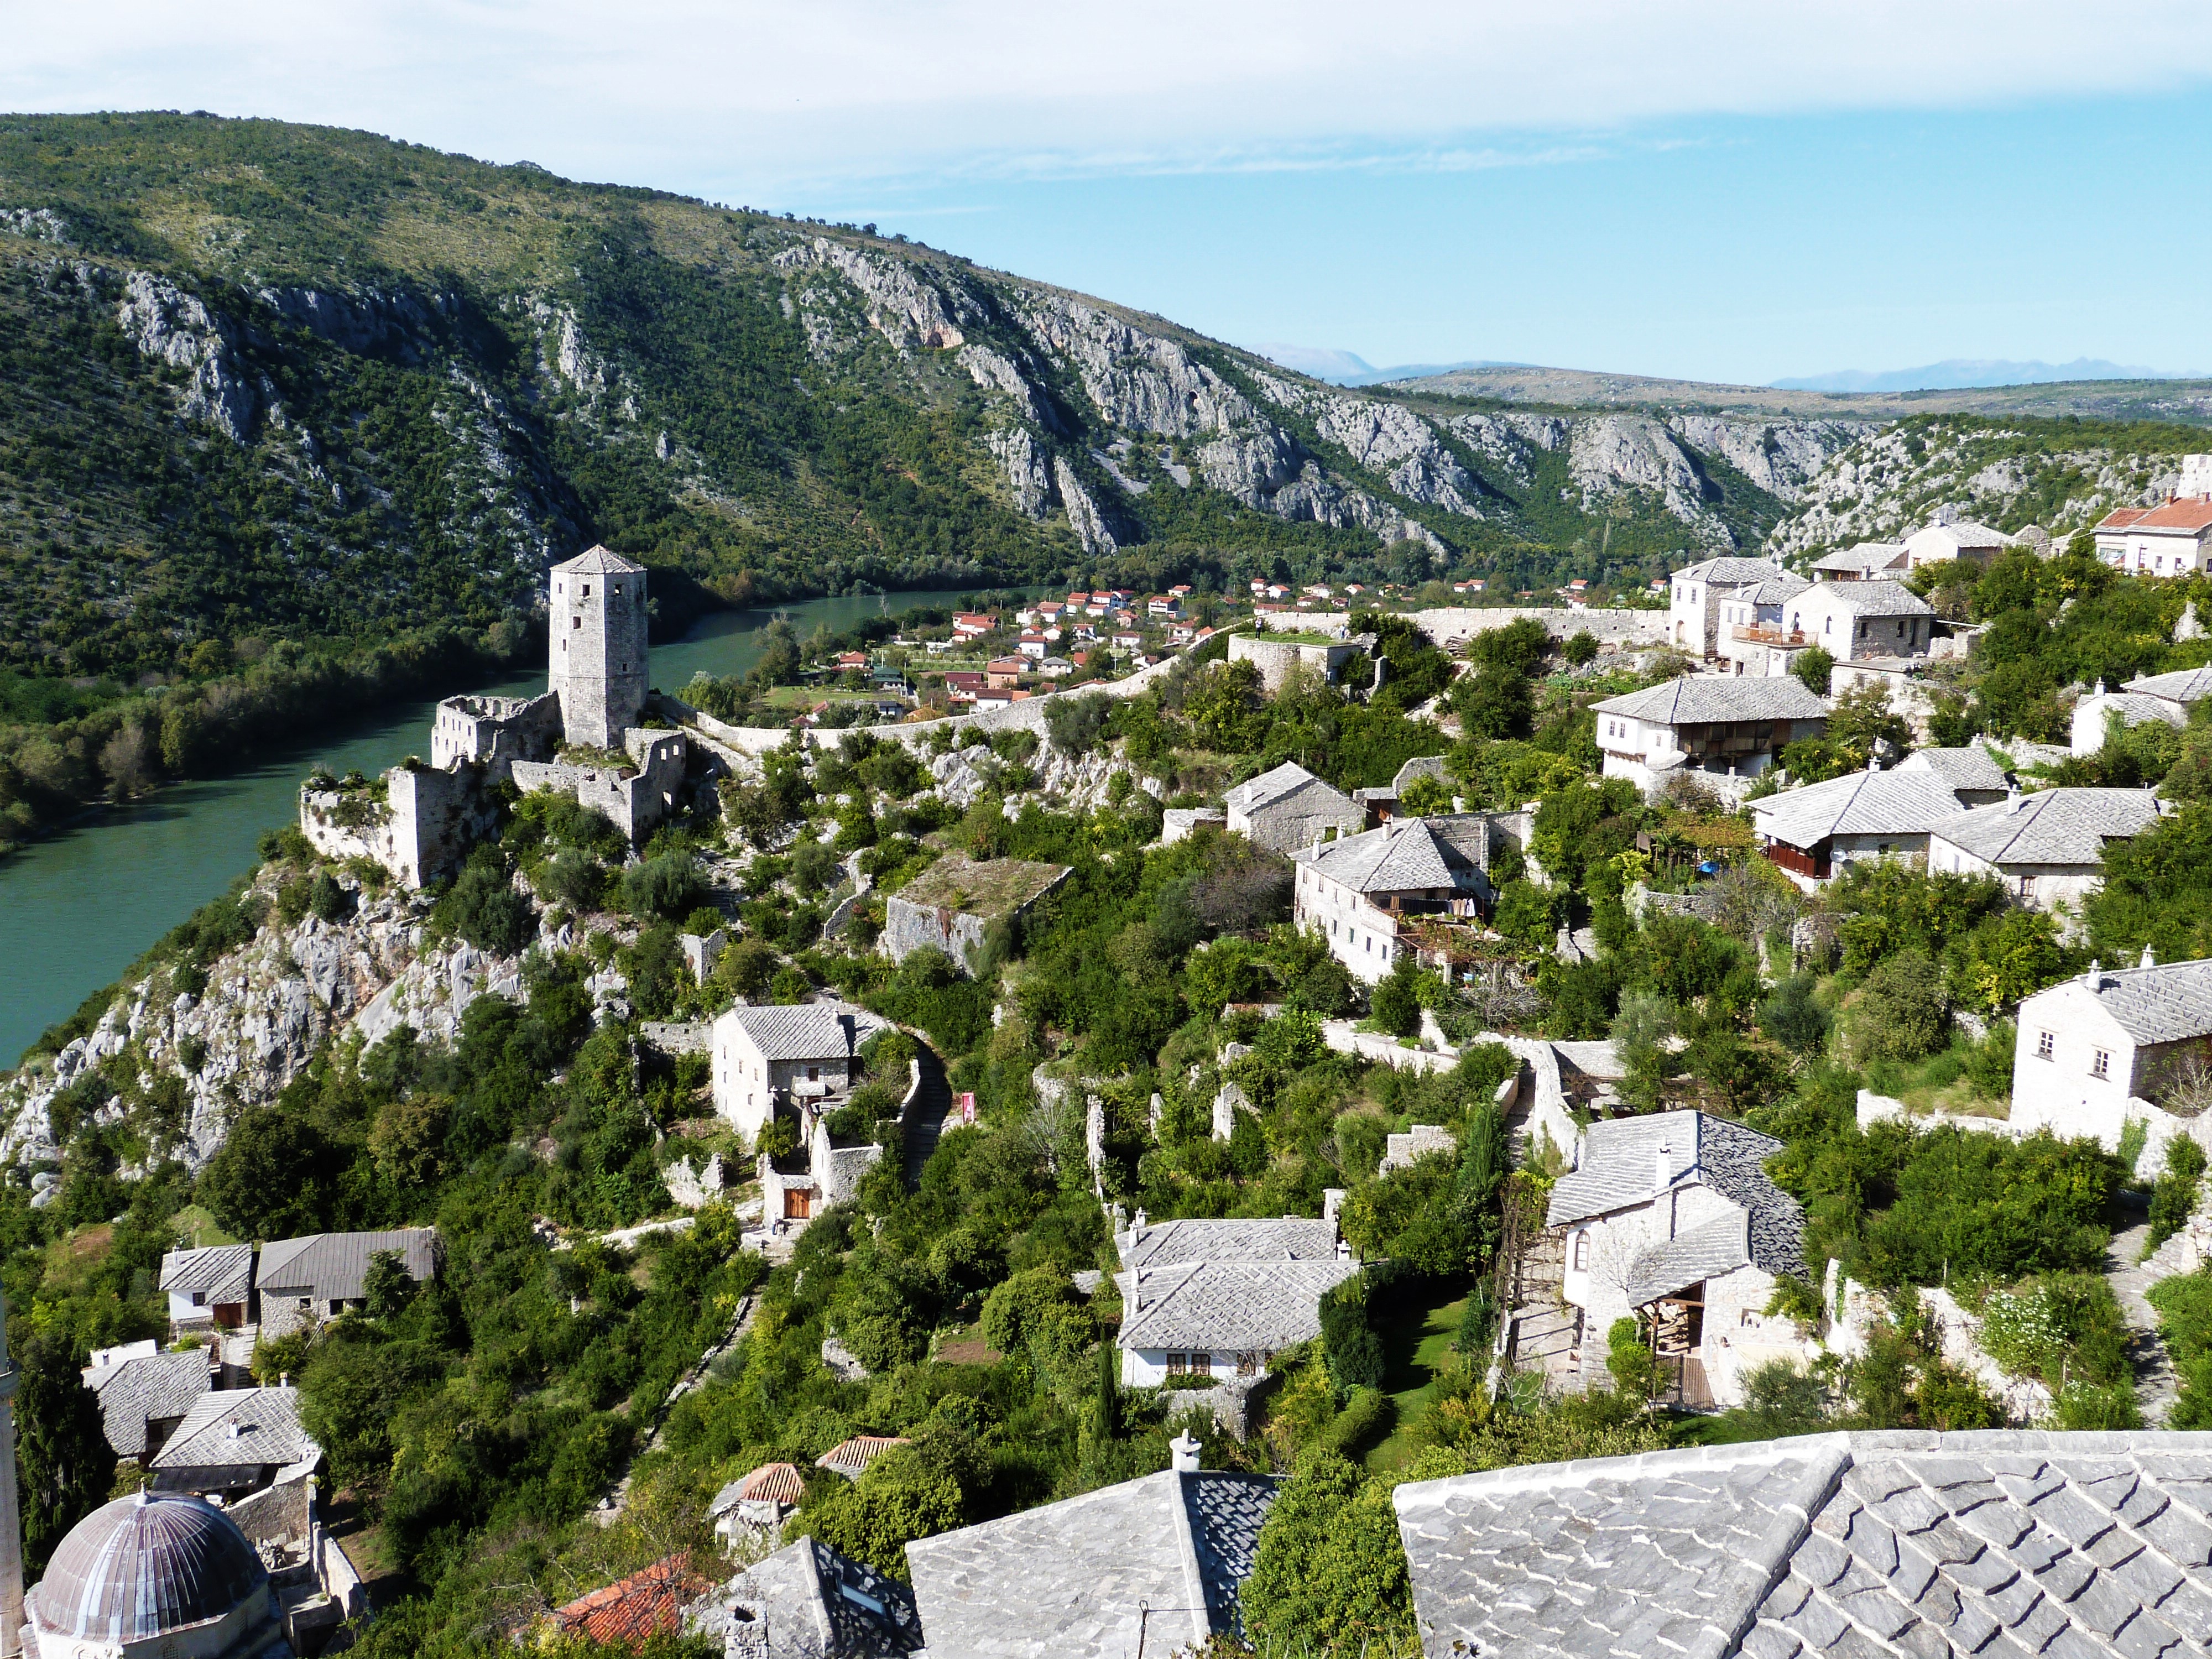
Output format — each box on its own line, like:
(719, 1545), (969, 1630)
(0, 588), (1002, 1066)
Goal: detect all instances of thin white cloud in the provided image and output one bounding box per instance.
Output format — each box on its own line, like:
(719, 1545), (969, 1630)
(3, 0), (2210, 198)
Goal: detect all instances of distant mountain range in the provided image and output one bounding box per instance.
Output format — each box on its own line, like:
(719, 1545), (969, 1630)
(1248, 343), (1529, 388)
(1772, 358), (2192, 394)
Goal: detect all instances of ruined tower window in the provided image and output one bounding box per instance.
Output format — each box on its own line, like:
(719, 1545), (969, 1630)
(573, 616), (582, 629)
(582, 584), (592, 598)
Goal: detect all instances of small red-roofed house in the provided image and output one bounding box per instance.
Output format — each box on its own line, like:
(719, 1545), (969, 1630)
(549, 1556), (712, 1645)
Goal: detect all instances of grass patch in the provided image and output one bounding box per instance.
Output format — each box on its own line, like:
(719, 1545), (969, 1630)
(1364, 1289), (1467, 1475)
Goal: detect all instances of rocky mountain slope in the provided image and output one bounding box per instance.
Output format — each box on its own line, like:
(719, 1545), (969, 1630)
(1762, 418), (2208, 558)
(0, 113), (1865, 697)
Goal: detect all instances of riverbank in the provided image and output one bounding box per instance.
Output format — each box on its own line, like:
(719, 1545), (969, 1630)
(0, 586), (1027, 1067)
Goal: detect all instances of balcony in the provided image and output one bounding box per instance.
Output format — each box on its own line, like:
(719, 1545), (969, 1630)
(1730, 625), (1809, 646)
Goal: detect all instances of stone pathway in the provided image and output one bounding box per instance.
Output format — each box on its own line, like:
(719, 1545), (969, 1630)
(594, 1289), (760, 1524)
(901, 1040), (953, 1190)
(2105, 1219), (2179, 1426)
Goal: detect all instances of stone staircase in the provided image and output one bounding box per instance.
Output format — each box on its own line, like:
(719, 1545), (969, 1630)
(901, 1040), (954, 1190)
(2106, 1219), (2180, 1426)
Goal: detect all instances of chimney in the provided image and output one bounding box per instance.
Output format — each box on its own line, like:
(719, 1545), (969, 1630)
(1655, 1141), (1672, 1194)
(1131, 1208), (1147, 1243)
(2094, 679), (2107, 696)
(2142, 946), (2158, 969)
(2085, 959), (2102, 989)
(1322, 1187), (1346, 1234)
(1170, 1431), (1202, 1474)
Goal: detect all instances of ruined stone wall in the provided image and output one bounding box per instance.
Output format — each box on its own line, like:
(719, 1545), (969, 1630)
(301, 762), (500, 889)
(881, 897), (991, 972)
(429, 691), (561, 776)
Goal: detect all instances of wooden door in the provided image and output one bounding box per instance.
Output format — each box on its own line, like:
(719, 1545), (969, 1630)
(784, 1187), (813, 1220)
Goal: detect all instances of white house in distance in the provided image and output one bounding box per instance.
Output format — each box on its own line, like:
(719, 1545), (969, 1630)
(710, 1000), (892, 1144)
(1714, 571), (1812, 676)
(1902, 518), (2011, 568)
(1291, 817), (1493, 984)
(2069, 665), (2212, 756)
(1924, 786), (2164, 912)
(2012, 954), (2212, 1171)
(1785, 579), (1937, 662)
(1668, 556), (1793, 657)
(1548, 1110), (1807, 1408)
(1592, 675), (1829, 790)
(2091, 460), (2212, 574)
(1751, 764), (1978, 890)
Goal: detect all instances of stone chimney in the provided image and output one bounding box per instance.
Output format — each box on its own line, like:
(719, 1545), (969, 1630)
(2085, 959), (2103, 989)
(1130, 1208), (1146, 1241)
(1654, 1140), (1672, 1195)
(1322, 1188), (1346, 1234)
(1170, 1431), (1202, 1474)
(2142, 946), (2158, 969)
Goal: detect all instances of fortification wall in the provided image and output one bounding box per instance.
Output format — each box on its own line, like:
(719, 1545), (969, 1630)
(430, 691), (561, 776)
(1409, 606), (1670, 649)
(301, 762), (500, 889)
(882, 898), (992, 972)
(512, 728), (688, 846)
(1229, 633), (1363, 692)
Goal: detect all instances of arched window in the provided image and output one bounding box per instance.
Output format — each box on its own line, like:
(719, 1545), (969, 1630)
(1573, 1231), (1589, 1271)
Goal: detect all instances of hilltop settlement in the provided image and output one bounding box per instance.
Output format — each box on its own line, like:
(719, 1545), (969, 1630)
(23, 410), (2212, 1659)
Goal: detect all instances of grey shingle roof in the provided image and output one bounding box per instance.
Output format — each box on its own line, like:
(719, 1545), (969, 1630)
(156, 1243), (253, 1303)
(1117, 1259), (1359, 1354)
(1117, 1217), (1340, 1272)
(1928, 787), (2163, 868)
(687, 1536), (923, 1656)
(2126, 666), (2212, 704)
(1593, 676), (1829, 726)
(1395, 1430), (2212, 1659)
(1225, 760), (1359, 823)
(1896, 745), (2013, 795)
(1751, 769), (1968, 850)
(2085, 691), (2183, 732)
(1743, 573), (1813, 606)
(1803, 579), (1936, 618)
(717, 1001), (891, 1064)
(255, 1227), (438, 1303)
(1676, 557), (1792, 587)
(906, 1467), (1280, 1658)
(553, 544), (647, 575)
(1547, 1111), (1802, 1281)
(149, 1386), (320, 1475)
(1294, 818), (1481, 895)
(1624, 1211), (1754, 1306)
(2042, 957), (2212, 1046)
(86, 1352), (212, 1459)
(1809, 541), (1906, 577)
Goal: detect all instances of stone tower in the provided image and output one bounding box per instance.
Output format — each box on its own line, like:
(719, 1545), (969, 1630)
(548, 546), (649, 750)
(0, 1278), (22, 1659)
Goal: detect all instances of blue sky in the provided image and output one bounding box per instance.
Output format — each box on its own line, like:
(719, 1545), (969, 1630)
(7, 1), (2212, 385)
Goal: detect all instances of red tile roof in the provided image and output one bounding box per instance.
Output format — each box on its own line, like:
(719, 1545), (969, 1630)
(735, 1461), (807, 1506)
(2098, 500), (2212, 534)
(550, 1556), (711, 1645)
(816, 1436), (910, 1479)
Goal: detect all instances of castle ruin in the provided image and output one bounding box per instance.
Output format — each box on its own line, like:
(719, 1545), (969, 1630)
(300, 546), (690, 887)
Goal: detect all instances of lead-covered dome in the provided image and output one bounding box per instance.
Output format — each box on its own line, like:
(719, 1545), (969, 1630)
(28, 1492), (267, 1646)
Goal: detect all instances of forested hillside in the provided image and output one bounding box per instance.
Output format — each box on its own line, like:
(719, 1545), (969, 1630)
(0, 117), (1855, 730)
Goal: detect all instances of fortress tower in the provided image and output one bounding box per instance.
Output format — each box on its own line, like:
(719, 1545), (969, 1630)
(549, 546), (649, 749)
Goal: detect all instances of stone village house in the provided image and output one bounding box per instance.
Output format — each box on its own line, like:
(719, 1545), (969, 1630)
(1223, 760), (1365, 852)
(1594, 676), (1829, 792)
(2012, 953), (2212, 1171)
(1111, 1213), (1357, 1387)
(1549, 1110), (1807, 1408)
(1290, 815), (1500, 985)
(1925, 786), (2164, 915)
(710, 1000), (895, 1228)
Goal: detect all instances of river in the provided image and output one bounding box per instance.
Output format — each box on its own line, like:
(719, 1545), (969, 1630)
(0, 587), (1009, 1067)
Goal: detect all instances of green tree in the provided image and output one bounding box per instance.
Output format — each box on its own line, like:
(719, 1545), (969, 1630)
(15, 1332), (116, 1574)
(1847, 950), (1950, 1063)
(197, 1106), (347, 1239)
(1370, 958), (1425, 1039)
(1791, 645), (1835, 697)
(1240, 1449), (1417, 1656)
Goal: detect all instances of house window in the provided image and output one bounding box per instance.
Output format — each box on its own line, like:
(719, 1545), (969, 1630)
(1740, 1309), (1757, 1328)
(572, 615), (582, 629)
(582, 584), (592, 598)
(2092, 1049), (2111, 1079)
(1187, 1352), (1212, 1378)
(2037, 1031), (2054, 1061)
(1572, 1231), (1588, 1271)
(2018, 875), (2034, 899)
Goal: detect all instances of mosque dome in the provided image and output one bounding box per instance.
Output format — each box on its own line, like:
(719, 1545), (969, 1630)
(27, 1492), (268, 1648)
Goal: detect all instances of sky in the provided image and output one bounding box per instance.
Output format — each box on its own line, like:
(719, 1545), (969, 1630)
(6, 1), (2212, 384)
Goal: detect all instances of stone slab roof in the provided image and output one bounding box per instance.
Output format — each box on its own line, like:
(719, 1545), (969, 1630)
(717, 1001), (892, 1064)
(1744, 573), (1813, 606)
(1752, 769), (1968, 850)
(1225, 760), (1357, 822)
(2126, 666), (2212, 704)
(156, 1243), (254, 1303)
(1117, 1259), (1359, 1354)
(1929, 787), (2163, 868)
(688, 1536), (923, 1657)
(1914, 519), (2012, 550)
(1594, 676), (1829, 727)
(150, 1386), (319, 1474)
(1547, 1111), (1802, 1281)
(1676, 557), (1792, 587)
(255, 1227), (438, 1303)
(86, 1352), (212, 1459)
(1395, 1430), (2212, 1659)
(1810, 542), (1907, 577)
(1625, 1211), (1755, 1306)
(1896, 745), (2013, 795)
(1806, 579), (1936, 617)
(906, 1467), (1279, 1658)
(1116, 1217), (1340, 1272)
(552, 544), (648, 575)
(1293, 818), (1481, 895)
(2032, 958), (2212, 1047)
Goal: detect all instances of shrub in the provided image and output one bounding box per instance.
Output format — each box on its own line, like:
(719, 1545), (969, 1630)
(1759, 973), (1830, 1056)
(1848, 949), (1948, 1063)
(1369, 959), (1424, 1039)
(2150, 1135), (2209, 1250)
(1791, 645), (1835, 698)
(439, 847), (533, 956)
(1605, 1317), (1657, 1402)
(619, 853), (704, 921)
(1240, 1450), (1417, 1657)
